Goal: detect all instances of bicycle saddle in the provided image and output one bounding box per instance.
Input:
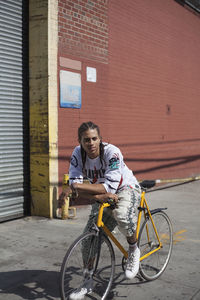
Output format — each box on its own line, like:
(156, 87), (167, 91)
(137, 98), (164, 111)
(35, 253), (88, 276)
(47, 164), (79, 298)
(140, 180), (156, 189)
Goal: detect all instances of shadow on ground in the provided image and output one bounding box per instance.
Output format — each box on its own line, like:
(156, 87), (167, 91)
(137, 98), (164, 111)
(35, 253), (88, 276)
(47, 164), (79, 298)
(0, 270), (60, 299)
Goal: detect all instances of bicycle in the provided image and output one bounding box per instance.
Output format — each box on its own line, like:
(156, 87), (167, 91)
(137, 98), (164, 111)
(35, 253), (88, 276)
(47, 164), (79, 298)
(60, 180), (173, 300)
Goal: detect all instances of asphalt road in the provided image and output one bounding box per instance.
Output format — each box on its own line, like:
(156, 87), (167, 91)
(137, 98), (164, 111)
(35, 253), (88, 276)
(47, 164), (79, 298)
(0, 180), (200, 300)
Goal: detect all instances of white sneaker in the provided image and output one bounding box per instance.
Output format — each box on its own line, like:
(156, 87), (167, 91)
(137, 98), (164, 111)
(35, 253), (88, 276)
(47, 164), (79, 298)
(69, 278), (93, 300)
(125, 247), (140, 279)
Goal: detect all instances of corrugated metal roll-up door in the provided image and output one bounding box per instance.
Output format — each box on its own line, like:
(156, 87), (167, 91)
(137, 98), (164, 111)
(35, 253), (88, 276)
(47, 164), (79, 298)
(0, 0), (29, 222)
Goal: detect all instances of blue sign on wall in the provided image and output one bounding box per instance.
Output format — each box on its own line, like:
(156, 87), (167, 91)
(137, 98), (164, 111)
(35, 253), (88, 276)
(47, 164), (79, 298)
(60, 70), (81, 108)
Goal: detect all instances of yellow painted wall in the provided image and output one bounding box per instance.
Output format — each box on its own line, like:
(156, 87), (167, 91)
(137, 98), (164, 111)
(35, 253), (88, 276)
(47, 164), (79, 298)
(29, 0), (58, 218)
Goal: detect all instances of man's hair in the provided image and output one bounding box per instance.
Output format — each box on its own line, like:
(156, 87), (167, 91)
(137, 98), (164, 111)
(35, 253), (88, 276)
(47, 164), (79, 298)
(78, 121), (105, 176)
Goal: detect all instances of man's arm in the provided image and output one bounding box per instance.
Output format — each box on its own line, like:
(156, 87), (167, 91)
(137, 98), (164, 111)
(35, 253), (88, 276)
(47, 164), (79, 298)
(58, 183), (118, 207)
(78, 191), (118, 204)
(72, 182), (107, 195)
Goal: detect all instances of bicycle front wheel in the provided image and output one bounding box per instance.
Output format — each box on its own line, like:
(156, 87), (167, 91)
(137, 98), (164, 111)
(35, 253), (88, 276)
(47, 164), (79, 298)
(60, 230), (115, 300)
(138, 211), (173, 281)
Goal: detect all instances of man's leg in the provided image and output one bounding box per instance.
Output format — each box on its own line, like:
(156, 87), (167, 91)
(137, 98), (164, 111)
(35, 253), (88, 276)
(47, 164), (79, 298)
(113, 186), (141, 279)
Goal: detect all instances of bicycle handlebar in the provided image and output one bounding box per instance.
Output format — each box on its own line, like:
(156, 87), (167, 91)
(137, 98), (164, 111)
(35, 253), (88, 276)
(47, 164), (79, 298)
(107, 198), (117, 210)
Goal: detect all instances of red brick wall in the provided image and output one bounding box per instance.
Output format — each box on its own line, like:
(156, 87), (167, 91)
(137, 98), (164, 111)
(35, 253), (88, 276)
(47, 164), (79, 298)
(106, 0), (200, 181)
(58, 0), (200, 192)
(58, 0), (108, 62)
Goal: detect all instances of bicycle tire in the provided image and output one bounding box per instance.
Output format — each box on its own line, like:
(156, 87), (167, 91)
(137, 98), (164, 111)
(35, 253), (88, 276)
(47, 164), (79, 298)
(138, 211), (173, 281)
(60, 230), (115, 300)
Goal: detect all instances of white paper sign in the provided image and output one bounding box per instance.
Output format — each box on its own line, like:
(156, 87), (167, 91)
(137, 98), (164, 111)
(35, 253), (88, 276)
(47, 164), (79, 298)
(86, 67), (97, 82)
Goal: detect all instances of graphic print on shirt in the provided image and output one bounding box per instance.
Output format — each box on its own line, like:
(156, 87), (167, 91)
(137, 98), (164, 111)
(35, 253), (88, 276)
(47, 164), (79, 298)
(70, 155), (78, 168)
(108, 153), (120, 170)
(92, 166), (98, 184)
(86, 167), (105, 183)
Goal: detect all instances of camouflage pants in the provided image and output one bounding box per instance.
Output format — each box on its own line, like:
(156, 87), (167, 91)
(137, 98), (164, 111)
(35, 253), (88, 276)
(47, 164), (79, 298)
(82, 185), (141, 266)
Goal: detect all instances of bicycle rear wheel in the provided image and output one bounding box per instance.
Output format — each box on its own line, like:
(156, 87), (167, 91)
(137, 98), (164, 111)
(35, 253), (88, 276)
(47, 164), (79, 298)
(60, 230), (115, 300)
(138, 211), (173, 281)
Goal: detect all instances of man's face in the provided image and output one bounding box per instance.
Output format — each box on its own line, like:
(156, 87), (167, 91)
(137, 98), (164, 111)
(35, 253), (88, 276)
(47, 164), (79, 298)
(80, 129), (101, 159)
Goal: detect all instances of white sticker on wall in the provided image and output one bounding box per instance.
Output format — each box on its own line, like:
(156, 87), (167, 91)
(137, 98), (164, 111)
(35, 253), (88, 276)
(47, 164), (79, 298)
(86, 67), (97, 82)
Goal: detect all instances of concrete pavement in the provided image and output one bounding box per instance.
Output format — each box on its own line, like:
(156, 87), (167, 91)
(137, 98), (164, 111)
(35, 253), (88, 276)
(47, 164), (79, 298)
(0, 180), (200, 299)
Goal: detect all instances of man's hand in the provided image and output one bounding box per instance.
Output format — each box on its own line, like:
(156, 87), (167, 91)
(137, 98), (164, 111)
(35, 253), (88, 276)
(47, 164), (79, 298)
(95, 192), (118, 204)
(58, 186), (72, 208)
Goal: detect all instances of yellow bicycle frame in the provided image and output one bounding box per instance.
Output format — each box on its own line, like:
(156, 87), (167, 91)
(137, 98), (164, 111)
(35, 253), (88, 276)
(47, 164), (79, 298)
(136, 191), (162, 261)
(96, 191), (162, 261)
(97, 203), (128, 258)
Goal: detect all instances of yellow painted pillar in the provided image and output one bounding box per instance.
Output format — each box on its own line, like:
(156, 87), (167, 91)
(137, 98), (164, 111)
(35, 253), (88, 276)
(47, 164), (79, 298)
(48, 0), (59, 218)
(29, 0), (58, 218)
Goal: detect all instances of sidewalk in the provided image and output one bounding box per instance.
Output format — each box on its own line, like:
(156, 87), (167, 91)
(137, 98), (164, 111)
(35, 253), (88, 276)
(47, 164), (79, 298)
(0, 180), (200, 300)
(0, 205), (91, 300)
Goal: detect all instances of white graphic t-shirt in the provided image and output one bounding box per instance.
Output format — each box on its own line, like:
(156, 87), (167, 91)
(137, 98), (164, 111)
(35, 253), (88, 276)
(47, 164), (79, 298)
(69, 143), (138, 193)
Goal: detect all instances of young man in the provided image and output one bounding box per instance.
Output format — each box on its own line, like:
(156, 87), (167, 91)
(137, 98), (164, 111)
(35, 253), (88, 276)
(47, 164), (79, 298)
(59, 121), (141, 300)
